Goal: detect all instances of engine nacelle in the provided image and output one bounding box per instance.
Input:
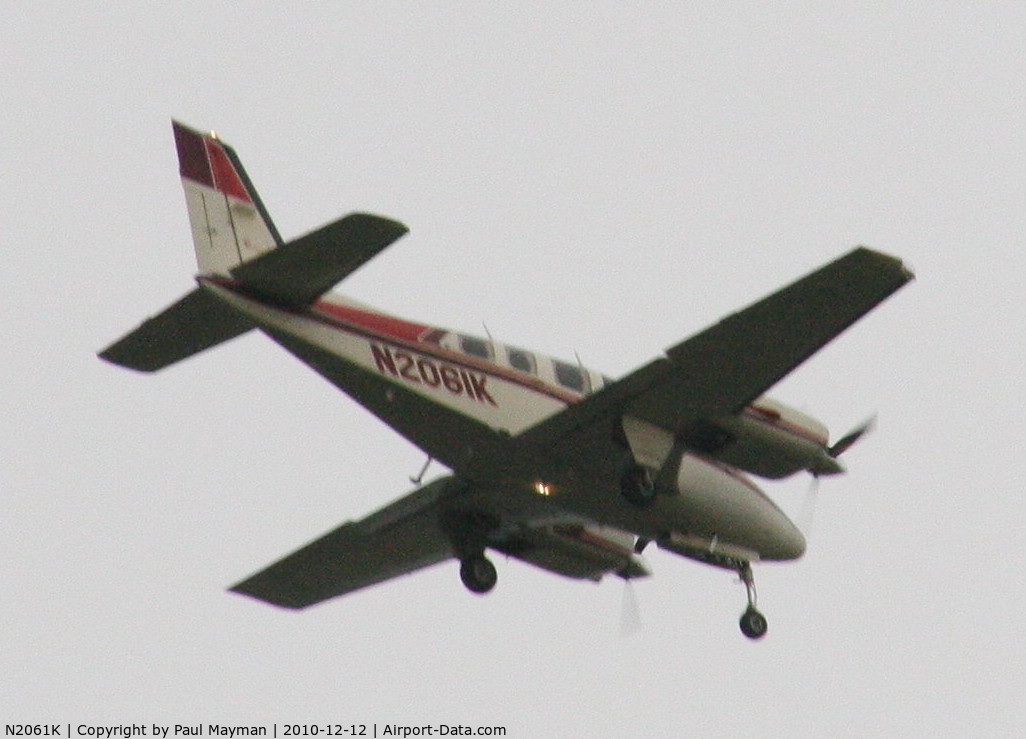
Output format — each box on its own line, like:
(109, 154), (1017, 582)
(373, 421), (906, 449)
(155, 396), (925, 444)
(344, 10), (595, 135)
(622, 416), (806, 562)
(669, 453), (805, 562)
(624, 397), (841, 481)
(706, 398), (842, 478)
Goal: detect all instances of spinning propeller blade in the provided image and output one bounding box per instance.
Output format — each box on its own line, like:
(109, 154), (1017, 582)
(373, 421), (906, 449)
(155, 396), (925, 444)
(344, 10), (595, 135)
(828, 416), (877, 459)
(798, 473), (822, 537)
(801, 416), (877, 536)
(619, 579), (642, 637)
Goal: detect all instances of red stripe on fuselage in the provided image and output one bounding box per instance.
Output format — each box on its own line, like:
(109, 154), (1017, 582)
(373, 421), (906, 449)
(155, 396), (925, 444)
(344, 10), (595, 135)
(309, 298), (582, 405)
(313, 301), (433, 344)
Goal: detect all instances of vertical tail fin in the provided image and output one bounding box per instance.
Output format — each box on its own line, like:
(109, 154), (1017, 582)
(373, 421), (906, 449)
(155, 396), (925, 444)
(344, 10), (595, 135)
(172, 121), (282, 275)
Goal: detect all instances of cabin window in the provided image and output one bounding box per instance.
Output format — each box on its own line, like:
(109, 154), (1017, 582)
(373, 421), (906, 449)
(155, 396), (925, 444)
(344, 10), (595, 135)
(507, 347), (536, 374)
(459, 335), (493, 359)
(554, 360), (589, 393)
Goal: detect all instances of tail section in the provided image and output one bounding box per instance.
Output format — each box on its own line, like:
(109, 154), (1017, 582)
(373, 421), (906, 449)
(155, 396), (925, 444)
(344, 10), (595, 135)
(100, 121), (409, 373)
(173, 121), (282, 275)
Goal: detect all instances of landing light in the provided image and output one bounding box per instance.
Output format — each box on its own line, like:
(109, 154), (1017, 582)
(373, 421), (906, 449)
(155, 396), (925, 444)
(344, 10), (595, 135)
(533, 482), (553, 497)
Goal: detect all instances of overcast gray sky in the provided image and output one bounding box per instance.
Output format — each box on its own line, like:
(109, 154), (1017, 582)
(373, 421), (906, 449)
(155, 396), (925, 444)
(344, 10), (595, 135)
(4, 3), (1024, 736)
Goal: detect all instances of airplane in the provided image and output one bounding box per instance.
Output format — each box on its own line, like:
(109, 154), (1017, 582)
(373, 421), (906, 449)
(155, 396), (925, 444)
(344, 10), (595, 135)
(99, 122), (913, 639)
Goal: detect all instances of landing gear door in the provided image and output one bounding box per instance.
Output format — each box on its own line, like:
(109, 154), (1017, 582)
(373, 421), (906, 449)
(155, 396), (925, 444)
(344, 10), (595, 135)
(622, 416), (675, 470)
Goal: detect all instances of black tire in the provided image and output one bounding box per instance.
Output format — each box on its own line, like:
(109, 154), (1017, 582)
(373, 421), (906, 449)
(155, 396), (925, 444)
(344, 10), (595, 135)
(459, 556), (497, 594)
(739, 607), (768, 639)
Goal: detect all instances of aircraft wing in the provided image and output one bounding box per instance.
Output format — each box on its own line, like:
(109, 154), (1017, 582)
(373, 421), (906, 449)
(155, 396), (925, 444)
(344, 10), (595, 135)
(510, 247), (913, 458)
(230, 476), (459, 608)
(230, 474), (648, 608)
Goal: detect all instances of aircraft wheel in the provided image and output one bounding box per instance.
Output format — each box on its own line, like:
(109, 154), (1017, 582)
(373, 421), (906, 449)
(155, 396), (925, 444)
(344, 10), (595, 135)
(620, 464), (656, 508)
(459, 555), (497, 594)
(739, 607), (768, 640)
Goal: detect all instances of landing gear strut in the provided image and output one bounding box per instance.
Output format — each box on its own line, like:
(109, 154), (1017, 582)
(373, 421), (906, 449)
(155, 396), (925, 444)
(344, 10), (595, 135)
(459, 554), (497, 594)
(620, 463), (656, 508)
(737, 562), (768, 640)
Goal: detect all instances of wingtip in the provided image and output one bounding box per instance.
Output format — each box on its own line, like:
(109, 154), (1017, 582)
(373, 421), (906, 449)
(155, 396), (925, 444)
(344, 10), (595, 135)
(228, 583), (307, 610)
(348, 211), (410, 240)
(853, 246), (916, 283)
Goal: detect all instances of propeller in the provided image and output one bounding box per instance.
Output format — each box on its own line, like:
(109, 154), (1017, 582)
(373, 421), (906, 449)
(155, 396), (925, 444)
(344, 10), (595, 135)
(828, 416), (877, 459)
(799, 415), (877, 536)
(797, 473), (822, 537)
(617, 538), (650, 637)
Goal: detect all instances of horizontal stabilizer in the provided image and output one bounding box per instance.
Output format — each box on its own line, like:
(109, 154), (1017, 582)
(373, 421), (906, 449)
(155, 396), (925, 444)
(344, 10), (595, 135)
(98, 288), (253, 372)
(230, 212), (408, 307)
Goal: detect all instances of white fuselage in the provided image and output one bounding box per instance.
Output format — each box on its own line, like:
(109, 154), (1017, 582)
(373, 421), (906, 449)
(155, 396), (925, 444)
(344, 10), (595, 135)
(201, 278), (820, 565)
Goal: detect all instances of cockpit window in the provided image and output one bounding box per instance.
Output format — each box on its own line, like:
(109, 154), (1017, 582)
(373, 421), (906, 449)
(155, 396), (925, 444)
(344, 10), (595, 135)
(507, 347), (536, 374)
(553, 360), (589, 393)
(459, 335), (493, 359)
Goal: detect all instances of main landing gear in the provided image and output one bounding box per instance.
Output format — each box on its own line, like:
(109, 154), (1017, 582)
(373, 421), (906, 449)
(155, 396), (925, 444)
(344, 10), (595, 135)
(737, 562), (768, 640)
(459, 554), (497, 594)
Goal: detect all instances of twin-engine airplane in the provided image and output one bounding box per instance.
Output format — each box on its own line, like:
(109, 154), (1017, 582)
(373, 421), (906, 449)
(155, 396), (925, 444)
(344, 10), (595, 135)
(100, 122), (912, 638)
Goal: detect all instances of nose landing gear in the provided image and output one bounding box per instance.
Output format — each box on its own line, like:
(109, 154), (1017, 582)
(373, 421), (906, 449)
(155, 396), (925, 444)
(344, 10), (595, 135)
(737, 562), (768, 640)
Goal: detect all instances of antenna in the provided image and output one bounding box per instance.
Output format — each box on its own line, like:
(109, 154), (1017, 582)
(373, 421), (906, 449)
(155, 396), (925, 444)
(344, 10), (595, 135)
(410, 456), (433, 485)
